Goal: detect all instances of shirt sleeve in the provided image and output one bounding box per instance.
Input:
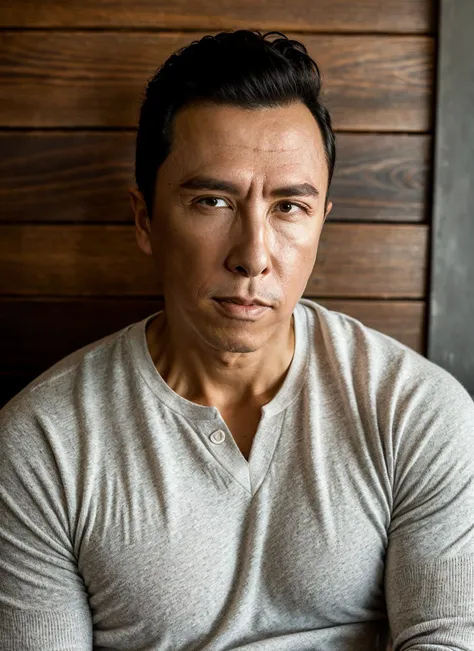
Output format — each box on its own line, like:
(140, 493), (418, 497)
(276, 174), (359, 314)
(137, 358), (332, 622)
(384, 363), (474, 650)
(0, 394), (93, 650)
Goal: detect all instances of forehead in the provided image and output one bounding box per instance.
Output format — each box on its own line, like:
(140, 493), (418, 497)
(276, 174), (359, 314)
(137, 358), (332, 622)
(162, 102), (328, 184)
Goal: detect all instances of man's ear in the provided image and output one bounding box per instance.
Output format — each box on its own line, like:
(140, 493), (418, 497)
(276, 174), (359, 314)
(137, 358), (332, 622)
(324, 200), (333, 223)
(129, 187), (153, 256)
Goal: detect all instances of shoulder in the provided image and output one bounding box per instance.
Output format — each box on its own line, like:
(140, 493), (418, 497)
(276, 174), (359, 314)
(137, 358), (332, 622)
(0, 319), (139, 438)
(297, 298), (474, 419)
(299, 297), (421, 360)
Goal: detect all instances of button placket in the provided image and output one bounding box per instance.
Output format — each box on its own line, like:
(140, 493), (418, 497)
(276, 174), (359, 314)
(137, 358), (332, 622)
(196, 420), (251, 493)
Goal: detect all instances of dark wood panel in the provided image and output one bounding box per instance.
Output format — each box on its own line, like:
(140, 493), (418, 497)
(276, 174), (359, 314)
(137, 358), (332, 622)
(0, 298), (164, 371)
(0, 224), (428, 298)
(306, 224), (428, 298)
(329, 134), (431, 222)
(0, 132), (135, 224)
(318, 299), (425, 353)
(0, 298), (425, 371)
(0, 132), (430, 224)
(0, 0), (434, 33)
(0, 33), (434, 131)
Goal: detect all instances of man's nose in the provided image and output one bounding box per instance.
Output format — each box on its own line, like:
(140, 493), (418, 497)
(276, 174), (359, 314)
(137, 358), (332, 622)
(224, 215), (272, 278)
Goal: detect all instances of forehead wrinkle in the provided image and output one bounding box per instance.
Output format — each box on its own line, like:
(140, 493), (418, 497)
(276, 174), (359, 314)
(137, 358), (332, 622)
(216, 142), (303, 153)
(174, 147), (321, 194)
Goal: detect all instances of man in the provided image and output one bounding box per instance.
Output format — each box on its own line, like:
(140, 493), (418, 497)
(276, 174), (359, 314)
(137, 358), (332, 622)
(0, 30), (473, 651)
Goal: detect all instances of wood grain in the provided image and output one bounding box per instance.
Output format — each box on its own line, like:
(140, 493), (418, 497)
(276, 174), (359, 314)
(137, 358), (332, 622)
(0, 33), (434, 131)
(329, 134), (431, 222)
(0, 132), (430, 224)
(0, 298), (425, 373)
(317, 299), (425, 352)
(306, 224), (428, 298)
(0, 223), (428, 298)
(0, 0), (434, 33)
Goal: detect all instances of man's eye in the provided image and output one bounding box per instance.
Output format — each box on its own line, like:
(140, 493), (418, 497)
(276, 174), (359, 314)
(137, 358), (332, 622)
(196, 197), (228, 208)
(277, 202), (305, 214)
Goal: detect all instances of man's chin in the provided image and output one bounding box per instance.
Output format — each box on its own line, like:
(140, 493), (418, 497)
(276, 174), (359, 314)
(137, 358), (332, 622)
(200, 322), (267, 355)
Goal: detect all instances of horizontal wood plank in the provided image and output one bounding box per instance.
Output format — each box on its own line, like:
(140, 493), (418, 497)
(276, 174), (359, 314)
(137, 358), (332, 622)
(329, 134), (431, 222)
(0, 132), (431, 224)
(0, 298), (159, 371)
(306, 224), (428, 298)
(0, 224), (428, 298)
(317, 299), (425, 352)
(0, 33), (434, 131)
(0, 298), (425, 374)
(0, 0), (434, 33)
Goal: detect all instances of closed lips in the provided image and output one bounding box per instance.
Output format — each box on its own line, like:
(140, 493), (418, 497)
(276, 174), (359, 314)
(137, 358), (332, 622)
(214, 297), (269, 306)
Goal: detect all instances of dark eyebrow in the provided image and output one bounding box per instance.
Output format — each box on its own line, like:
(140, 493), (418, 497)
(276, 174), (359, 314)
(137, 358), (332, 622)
(271, 183), (319, 199)
(179, 176), (319, 198)
(179, 177), (240, 194)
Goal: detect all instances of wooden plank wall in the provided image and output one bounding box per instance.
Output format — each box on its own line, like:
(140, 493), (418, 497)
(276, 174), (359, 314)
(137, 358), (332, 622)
(0, 1), (435, 408)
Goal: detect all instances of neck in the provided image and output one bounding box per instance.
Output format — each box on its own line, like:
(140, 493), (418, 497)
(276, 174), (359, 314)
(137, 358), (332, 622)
(146, 309), (295, 412)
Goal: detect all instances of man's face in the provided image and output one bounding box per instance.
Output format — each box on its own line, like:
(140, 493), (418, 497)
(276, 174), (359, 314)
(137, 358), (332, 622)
(134, 101), (332, 353)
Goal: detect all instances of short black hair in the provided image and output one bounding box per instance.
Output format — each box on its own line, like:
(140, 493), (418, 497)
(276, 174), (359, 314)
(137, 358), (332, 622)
(135, 30), (336, 218)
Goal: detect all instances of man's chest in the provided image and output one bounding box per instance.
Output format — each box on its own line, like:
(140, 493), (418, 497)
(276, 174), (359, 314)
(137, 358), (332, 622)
(76, 439), (389, 649)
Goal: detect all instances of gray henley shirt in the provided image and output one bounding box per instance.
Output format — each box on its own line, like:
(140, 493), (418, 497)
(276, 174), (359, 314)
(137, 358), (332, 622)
(1, 298), (473, 650)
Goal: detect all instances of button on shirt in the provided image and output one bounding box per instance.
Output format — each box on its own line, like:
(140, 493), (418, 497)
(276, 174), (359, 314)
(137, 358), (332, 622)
(210, 430), (226, 444)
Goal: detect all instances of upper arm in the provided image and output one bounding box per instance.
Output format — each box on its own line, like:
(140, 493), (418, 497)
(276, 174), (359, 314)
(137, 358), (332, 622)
(385, 370), (474, 650)
(0, 400), (93, 650)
